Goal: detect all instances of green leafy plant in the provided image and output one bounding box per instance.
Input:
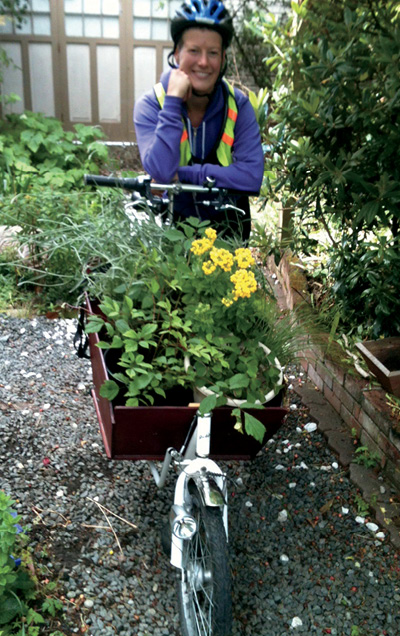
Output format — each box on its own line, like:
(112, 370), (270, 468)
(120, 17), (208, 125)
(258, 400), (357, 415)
(247, 86), (269, 131)
(0, 111), (109, 194)
(0, 492), (65, 635)
(86, 219), (309, 441)
(0, 187), (128, 307)
(0, 491), (35, 630)
(353, 494), (370, 518)
(386, 394), (400, 434)
(354, 445), (381, 469)
(251, 0), (400, 337)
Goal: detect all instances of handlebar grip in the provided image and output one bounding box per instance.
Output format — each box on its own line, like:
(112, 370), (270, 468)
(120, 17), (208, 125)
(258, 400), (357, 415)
(84, 174), (124, 187)
(84, 174), (146, 191)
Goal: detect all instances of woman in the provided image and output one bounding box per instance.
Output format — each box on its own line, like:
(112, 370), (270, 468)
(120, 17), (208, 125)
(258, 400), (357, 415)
(133, 0), (264, 240)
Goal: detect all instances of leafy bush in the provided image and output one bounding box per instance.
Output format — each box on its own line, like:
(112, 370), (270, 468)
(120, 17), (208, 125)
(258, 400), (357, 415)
(254, 0), (400, 336)
(0, 1), (27, 28)
(0, 491), (32, 626)
(0, 111), (109, 193)
(227, 0), (291, 90)
(0, 247), (33, 312)
(329, 237), (400, 336)
(0, 491), (65, 635)
(0, 188), (128, 306)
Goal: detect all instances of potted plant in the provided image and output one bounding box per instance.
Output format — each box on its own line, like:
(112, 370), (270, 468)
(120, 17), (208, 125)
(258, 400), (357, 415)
(85, 220), (302, 442)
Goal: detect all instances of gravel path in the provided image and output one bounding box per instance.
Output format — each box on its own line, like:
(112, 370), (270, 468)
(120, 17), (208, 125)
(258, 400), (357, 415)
(1, 314), (399, 636)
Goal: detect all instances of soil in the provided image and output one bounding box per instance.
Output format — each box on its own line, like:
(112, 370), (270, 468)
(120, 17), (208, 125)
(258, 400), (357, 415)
(104, 144), (144, 174)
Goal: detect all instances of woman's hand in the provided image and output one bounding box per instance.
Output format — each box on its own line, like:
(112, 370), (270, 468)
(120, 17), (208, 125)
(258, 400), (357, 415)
(167, 69), (192, 101)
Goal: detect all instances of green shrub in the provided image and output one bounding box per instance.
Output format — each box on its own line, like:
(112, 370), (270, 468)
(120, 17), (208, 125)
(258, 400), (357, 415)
(0, 247), (30, 312)
(0, 491), (65, 635)
(0, 491), (34, 627)
(254, 0), (400, 336)
(0, 187), (127, 306)
(0, 111), (109, 193)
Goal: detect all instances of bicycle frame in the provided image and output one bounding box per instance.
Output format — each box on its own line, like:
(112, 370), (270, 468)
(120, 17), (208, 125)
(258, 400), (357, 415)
(147, 411), (228, 571)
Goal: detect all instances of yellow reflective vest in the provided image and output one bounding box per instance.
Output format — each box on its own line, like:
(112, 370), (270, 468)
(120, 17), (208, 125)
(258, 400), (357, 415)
(153, 78), (238, 168)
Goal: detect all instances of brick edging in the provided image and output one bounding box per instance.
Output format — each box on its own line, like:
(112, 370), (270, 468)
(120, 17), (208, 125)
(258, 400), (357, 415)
(266, 254), (400, 493)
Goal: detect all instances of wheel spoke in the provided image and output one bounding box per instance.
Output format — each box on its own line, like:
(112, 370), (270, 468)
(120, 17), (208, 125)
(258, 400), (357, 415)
(177, 491), (232, 636)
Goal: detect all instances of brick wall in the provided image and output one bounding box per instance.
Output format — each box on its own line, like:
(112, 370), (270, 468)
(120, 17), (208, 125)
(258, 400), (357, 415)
(268, 254), (400, 491)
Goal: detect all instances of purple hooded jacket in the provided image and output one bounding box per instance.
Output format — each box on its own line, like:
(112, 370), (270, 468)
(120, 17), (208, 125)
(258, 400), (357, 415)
(133, 69), (264, 192)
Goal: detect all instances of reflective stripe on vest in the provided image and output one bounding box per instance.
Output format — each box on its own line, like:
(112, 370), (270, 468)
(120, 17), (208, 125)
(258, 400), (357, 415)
(154, 79), (238, 167)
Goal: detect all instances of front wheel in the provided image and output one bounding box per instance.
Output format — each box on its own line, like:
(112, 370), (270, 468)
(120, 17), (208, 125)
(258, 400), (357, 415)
(177, 490), (232, 636)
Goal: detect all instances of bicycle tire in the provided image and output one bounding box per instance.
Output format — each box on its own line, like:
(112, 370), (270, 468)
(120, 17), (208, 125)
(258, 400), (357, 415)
(177, 489), (232, 636)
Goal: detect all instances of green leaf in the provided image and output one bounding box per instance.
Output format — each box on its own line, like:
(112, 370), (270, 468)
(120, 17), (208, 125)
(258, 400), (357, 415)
(27, 607), (45, 625)
(124, 340), (138, 353)
(115, 319), (130, 333)
(123, 329), (138, 339)
(99, 380), (120, 401)
(229, 374), (250, 390)
(110, 335), (123, 349)
(113, 283), (127, 294)
(124, 295), (133, 311)
(198, 393), (217, 415)
(96, 341), (111, 349)
(42, 597), (63, 617)
(244, 413), (266, 443)
(0, 594), (20, 625)
(141, 323), (158, 337)
(239, 401), (264, 410)
(104, 323), (115, 338)
(291, 0), (301, 15)
(165, 228), (185, 242)
(85, 318), (104, 333)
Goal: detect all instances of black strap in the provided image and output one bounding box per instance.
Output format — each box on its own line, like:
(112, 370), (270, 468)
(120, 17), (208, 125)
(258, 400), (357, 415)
(74, 306), (90, 359)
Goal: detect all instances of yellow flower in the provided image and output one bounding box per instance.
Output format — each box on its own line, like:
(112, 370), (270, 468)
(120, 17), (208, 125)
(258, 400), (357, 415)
(230, 269), (258, 299)
(190, 237), (214, 256)
(202, 260), (217, 275)
(221, 297), (234, 307)
(204, 227), (217, 243)
(235, 248), (255, 269)
(210, 247), (234, 272)
(190, 228), (217, 256)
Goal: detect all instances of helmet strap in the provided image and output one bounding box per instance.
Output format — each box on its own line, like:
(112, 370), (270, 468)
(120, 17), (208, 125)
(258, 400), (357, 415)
(167, 50), (178, 69)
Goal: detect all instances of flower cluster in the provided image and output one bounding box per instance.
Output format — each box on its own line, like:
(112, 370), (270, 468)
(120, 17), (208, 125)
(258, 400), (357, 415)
(190, 227), (217, 256)
(209, 247), (235, 272)
(234, 247), (255, 269)
(230, 269), (258, 300)
(190, 228), (258, 306)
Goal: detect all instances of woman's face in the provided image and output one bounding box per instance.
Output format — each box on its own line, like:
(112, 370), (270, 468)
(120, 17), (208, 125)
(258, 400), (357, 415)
(175, 28), (225, 96)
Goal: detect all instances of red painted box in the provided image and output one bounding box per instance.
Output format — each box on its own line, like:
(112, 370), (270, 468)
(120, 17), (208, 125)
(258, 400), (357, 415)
(86, 296), (287, 461)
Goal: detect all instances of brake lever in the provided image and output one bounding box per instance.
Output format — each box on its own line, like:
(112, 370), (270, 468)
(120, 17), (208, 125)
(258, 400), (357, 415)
(199, 200), (245, 216)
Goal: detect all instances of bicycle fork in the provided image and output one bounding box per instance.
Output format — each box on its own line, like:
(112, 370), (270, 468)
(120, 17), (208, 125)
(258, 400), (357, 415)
(149, 413), (228, 570)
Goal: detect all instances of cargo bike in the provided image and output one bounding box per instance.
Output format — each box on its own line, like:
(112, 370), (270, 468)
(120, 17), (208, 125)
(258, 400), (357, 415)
(81, 175), (287, 636)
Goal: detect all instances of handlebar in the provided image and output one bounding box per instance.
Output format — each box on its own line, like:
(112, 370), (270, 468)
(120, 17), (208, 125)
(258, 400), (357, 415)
(84, 174), (221, 196)
(84, 174), (259, 198)
(84, 174), (142, 191)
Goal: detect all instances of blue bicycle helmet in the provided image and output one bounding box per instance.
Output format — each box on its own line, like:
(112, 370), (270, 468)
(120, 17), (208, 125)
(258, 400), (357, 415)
(171, 0), (234, 49)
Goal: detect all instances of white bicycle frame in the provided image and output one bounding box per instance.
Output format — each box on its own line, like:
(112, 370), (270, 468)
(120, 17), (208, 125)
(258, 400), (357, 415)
(147, 412), (229, 570)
